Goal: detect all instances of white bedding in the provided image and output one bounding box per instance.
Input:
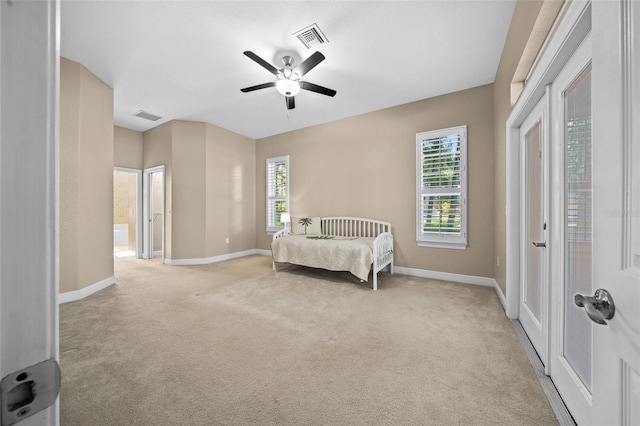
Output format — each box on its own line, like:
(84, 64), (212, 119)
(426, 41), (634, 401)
(271, 235), (374, 281)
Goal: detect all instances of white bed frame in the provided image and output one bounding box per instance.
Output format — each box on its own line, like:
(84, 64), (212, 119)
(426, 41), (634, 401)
(272, 216), (394, 290)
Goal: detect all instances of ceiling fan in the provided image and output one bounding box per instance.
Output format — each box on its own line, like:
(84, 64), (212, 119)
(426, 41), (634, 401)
(240, 50), (336, 110)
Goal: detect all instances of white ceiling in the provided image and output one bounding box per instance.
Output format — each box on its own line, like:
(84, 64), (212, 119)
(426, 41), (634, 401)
(60, 1), (516, 140)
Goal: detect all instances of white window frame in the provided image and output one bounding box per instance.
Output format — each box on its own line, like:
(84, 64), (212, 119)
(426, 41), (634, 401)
(266, 155), (289, 234)
(415, 125), (468, 249)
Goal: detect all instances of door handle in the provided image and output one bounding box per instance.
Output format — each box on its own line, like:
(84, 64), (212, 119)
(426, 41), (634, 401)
(532, 241), (546, 248)
(574, 289), (615, 325)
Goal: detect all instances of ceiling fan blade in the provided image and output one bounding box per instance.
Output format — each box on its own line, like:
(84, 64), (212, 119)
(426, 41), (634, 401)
(240, 82), (276, 93)
(286, 96), (295, 110)
(300, 81), (336, 97)
(295, 51), (325, 77)
(243, 51), (279, 76)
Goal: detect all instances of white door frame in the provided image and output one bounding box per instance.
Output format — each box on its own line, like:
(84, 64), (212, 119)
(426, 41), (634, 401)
(0, 0), (60, 424)
(505, 0), (591, 318)
(114, 167), (143, 258)
(506, 0), (591, 414)
(143, 166), (165, 260)
(506, 0), (591, 399)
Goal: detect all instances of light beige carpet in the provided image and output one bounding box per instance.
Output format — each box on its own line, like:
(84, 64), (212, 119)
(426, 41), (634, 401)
(60, 255), (558, 425)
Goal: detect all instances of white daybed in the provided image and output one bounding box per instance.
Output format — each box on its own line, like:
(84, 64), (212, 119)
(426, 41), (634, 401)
(271, 216), (394, 290)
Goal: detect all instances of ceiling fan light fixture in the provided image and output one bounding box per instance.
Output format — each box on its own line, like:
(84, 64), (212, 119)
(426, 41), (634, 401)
(276, 79), (300, 97)
(241, 50), (335, 109)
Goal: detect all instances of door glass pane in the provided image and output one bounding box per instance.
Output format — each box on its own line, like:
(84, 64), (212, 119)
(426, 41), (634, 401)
(525, 121), (543, 322)
(563, 65), (592, 391)
(152, 172), (163, 255)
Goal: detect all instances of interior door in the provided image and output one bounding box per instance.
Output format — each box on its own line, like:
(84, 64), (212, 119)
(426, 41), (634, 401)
(591, 0), (640, 423)
(0, 0), (60, 425)
(519, 95), (549, 368)
(549, 31), (593, 425)
(143, 166), (165, 260)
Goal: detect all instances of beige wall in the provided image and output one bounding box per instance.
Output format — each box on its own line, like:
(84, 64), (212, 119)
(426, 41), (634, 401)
(493, 0), (545, 294)
(113, 171), (130, 224)
(205, 123), (256, 256)
(113, 172), (136, 224)
(114, 126), (143, 169)
(60, 57), (114, 293)
(142, 120), (256, 261)
(171, 121), (207, 259)
(113, 171), (137, 249)
(256, 84), (495, 278)
(127, 173), (137, 249)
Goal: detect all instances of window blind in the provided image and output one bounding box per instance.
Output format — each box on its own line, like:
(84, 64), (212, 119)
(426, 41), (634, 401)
(416, 126), (467, 249)
(266, 156), (289, 232)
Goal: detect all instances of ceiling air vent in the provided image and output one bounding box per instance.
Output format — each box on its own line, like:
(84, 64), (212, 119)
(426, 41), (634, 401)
(293, 23), (328, 49)
(133, 110), (162, 121)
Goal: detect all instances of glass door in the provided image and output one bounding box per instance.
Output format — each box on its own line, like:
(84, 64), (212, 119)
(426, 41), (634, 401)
(549, 32), (593, 425)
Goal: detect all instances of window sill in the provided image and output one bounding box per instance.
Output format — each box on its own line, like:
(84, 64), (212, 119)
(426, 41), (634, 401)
(417, 240), (467, 250)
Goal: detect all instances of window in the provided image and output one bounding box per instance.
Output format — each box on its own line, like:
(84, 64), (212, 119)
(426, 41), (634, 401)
(266, 155), (289, 234)
(416, 125), (467, 249)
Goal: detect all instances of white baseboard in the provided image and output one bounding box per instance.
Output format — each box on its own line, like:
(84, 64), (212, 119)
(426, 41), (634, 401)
(59, 275), (116, 304)
(255, 249), (272, 256)
(394, 266), (495, 287)
(493, 281), (507, 310)
(164, 249), (267, 266)
(394, 266), (505, 311)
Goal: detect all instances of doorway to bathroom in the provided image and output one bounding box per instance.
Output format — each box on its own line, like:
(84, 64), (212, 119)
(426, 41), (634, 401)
(113, 167), (142, 258)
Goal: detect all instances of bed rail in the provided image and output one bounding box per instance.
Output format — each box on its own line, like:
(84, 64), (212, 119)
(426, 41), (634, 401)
(372, 232), (394, 290)
(272, 228), (290, 241)
(321, 217), (391, 238)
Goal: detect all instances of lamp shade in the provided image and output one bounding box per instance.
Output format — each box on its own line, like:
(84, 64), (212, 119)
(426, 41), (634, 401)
(280, 213), (291, 224)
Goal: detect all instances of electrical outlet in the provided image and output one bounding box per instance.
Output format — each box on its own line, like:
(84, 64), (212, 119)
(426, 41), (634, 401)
(225, 237), (229, 244)
(497, 256), (500, 266)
